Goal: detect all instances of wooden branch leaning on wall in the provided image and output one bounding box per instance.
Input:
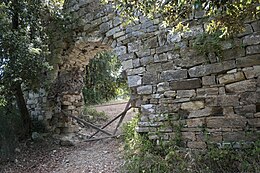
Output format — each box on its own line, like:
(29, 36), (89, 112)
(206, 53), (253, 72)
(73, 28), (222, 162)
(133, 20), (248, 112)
(61, 96), (133, 142)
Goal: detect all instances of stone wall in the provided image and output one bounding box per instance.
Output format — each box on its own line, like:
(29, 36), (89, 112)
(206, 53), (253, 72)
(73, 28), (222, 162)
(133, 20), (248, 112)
(27, 0), (260, 148)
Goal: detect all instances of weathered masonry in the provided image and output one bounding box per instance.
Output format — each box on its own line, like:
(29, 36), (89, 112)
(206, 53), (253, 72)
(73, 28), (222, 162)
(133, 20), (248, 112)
(25, 0), (260, 148)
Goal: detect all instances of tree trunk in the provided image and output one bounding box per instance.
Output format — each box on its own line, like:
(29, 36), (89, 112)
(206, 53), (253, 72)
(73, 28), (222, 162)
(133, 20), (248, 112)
(15, 83), (32, 139)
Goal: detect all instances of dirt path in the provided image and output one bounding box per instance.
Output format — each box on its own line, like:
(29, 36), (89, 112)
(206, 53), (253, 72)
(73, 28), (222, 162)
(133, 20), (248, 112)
(0, 102), (136, 173)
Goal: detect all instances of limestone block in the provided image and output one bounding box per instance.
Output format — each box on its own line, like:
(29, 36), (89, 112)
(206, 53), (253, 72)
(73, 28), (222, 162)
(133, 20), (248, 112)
(170, 78), (202, 90)
(234, 105), (256, 115)
(158, 32), (166, 46)
(225, 80), (256, 93)
(118, 53), (135, 61)
(137, 85), (153, 95)
(127, 75), (142, 87)
(182, 25), (203, 38)
(188, 107), (223, 118)
(106, 26), (121, 37)
(160, 69), (187, 81)
(177, 90), (196, 98)
(236, 55), (260, 68)
(154, 54), (168, 62)
(126, 67), (145, 75)
(196, 132), (223, 142)
(167, 32), (181, 43)
(248, 118), (260, 127)
(187, 118), (205, 127)
(251, 20), (260, 31)
(243, 34), (260, 46)
(136, 49), (151, 57)
(197, 88), (219, 96)
(157, 82), (170, 92)
(161, 62), (174, 70)
(113, 46), (126, 56)
(99, 21), (112, 33)
(240, 92), (257, 105)
(181, 101), (204, 111)
(206, 115), (247, 128)
(246, 44), (260, 55)
(144, 37), (158, 49)
(202, 76), (216, 86)
(146, 63), (162, 72)
(237, 24), (253, 37)
(132, 58), (140, 68)
(122, 59), (133, 70)
(143, 72), (158, 84)
(141, 104), (155, 114)
(164, 91), (176, 98)
(188, 60), (236, 77)
(140, 56), (154, 65)
(206, 95), (239, 106)
(156, 44), (175, 54)
(128, 41), (141, 53)
(218, 72), (245, 84)
(181, 132), (196, 141)
(223, 132), (245, 142)
(243, 66), (260, 79)
(187, 141), (207, 149)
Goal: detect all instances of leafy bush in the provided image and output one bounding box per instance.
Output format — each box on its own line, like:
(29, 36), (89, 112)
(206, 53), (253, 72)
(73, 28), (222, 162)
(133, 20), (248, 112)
(80, 106), (108, 124)
(83, 51), (129, 105)
(122, 114), (260, 173)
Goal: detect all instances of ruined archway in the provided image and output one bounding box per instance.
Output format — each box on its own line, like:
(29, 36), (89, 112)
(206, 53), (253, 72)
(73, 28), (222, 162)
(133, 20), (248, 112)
(25, 0), (260, 148)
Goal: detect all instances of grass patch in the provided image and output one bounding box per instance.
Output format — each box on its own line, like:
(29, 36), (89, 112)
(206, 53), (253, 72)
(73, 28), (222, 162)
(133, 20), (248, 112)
(80, 106), (108, 124)
(122, 114), (260, 173)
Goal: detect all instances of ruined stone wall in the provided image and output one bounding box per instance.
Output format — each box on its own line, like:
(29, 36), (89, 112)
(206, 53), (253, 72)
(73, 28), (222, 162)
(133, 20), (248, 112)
(26, 0), (260, 148)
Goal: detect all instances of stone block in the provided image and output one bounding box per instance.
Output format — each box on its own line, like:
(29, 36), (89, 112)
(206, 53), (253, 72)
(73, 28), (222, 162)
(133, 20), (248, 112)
(143, 73), (158, 84)
(164, 91), (176, 98)
(99, 21), (112, 33)
(113, 46), (126, 56)
(156, 44), (175, 54)
(146, 63), (162, 72)
(170, 78), (202, 90)
(246, 44), (260, 55)
(188, 107), (221, 118)
(251, 20), (260, 31)
(144, 37), (158, 49)
(187, 118), (205, 127)
(196, 132), (222, 142)
(122, 59), (133, 70)
(140, 56), (154, 65)
(187, 141), (206, 149)
(177, 90), (196, 98)
(181, 132), (196, 141)
(137, 85), (153, 95)
(126, 67), (145, 75)
(154, 53), (168, 62)
(128, 41), (141, 53)
(197, 88), (219, 96)
(243, 66), (260, 79)
(248, 118), (260, 127)
(223, 132), (245, 142)
(202, 76), (216, 85)
(181, 101), (205, 111)
(160, 69), (187, 81)
(236, 55), (260, 68)
(243, 34), (260, 46)
(157, 82), (170, 92)
(218, 71), (245, 84)
(235, 105), (256, 115)
(141, 104), (155, 114)
(188, 60), (236, 77)
(206, 95), (239, 106)
(225, 80), (256, 93)
(127, 75), (142, 87)
(136, 49), (151, 57)
(167, 32), (181, 43)
(206, 115), (247, 128)
(132, 58), (140, 67)
(161, 62), (174, 70)
(240, 92), (257, 105)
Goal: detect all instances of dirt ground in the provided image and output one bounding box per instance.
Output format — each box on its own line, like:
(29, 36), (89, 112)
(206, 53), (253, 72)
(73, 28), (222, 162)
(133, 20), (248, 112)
(0, 102), (136, 173)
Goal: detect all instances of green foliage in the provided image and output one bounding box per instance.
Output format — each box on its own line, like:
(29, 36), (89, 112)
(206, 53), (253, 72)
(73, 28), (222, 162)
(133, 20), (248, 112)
(83, 51), (128, 105)
(108, 0), (259, 37)
(81, 106), (108, 124)
(193, 32), (223, 60)
(122, 114), (260, 173)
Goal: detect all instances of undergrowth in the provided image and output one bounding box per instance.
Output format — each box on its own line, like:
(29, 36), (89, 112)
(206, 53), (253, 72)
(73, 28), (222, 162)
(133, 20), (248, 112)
(122, 114), (260, 173)
(81, 106), (108, 124)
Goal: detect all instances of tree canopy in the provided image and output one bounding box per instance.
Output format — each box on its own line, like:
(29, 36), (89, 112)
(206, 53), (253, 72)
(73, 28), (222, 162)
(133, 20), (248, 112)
(108, 0), (260, 37)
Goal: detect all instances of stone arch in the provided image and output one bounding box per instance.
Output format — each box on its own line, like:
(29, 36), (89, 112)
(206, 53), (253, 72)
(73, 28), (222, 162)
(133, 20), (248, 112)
(26, 0), (260, 148)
